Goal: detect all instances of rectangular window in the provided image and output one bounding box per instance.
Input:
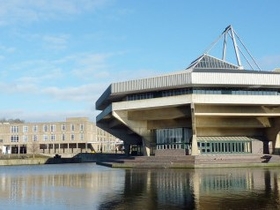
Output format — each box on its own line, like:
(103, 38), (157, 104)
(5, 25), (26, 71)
(80, 124), (84, 131)
(23, 126), (28, 133)
(33, 135), (38, 141)
(22, 135), (28, 142)
(61, 124), (66, 131)
(11, 135), (19, 142)
(71, 134), (75, 141)
(71, 124), (75, 131)
(43, 125), (48, 132)
(62, 134), (65, 141)
(51, 134), (55, 141)
(33, 125), (38, 132)
(80, 133), (84, 141)
(10, 126), (19, 133)
(43, 135), (48, 141)
(50, 125), (56, 132)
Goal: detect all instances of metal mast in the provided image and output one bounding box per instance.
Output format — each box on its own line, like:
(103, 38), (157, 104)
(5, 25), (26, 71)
(205, 25), (261, 70)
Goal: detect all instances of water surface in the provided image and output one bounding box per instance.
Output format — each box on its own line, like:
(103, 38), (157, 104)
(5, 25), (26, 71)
(0, 163), (279, 210)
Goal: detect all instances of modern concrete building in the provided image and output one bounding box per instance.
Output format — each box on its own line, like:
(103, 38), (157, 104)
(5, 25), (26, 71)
(0, 117), (118, 156)
(96, 26), (280, 157)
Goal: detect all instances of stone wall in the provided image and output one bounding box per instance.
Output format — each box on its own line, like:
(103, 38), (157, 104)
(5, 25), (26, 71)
(155, 149), (186, 156)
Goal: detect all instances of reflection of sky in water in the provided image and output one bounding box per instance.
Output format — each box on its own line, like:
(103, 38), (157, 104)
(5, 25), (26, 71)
(0, 164), (279, 210)
(0, 164), (125, 210)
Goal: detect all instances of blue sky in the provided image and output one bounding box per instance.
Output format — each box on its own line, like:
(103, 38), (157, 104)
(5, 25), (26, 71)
(0, 0), (279, 122)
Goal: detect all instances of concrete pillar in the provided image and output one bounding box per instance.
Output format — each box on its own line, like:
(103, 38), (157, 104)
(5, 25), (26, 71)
(142, 138), (150, 156)
(124, 143), (130, 156)
(274, 132), (280, 155)
(190, 103), (199, 155)
(191, 134), (199, 155)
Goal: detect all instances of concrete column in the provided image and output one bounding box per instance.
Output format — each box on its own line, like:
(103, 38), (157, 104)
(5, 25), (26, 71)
(191, 134), (199, 155)
(142, 138), (150, 156)
(274, 132), (280, 155)
(190, 103), (199, 155)
(124, 143), (130, 156)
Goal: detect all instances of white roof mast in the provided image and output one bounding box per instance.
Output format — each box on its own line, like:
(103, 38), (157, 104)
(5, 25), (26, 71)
(223, 25), (242, 68)
(205, 25), (261, 70)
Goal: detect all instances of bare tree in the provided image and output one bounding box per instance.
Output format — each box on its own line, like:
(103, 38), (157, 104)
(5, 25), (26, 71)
(29, 141), (39, 158)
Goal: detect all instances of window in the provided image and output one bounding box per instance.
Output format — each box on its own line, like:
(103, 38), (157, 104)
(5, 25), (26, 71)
(61, 124), (66, 131)
(71, 124), (75, 131)
(43, 135), (48, 141)
(50, 125), (56, 132)
(10, 126), (19, 133)
(23, 126), (28, 133)
(33, 135), (38, 141)
(80, 133), (84, 141)
(51, 134), (56, 141)
(43, 124), (48, 132)
(62, 134), (65, 141)
(33, 125), (38, 132)
(11, 135), (19, 142)
(22, 135), (28, 142)
(80, 124), (84, 131)
(197, 141), (252, 154)
(71, 134), (75, 141)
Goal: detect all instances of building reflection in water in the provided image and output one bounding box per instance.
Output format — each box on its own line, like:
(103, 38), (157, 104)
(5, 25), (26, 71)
(100, 168), (280, 210)
(0, 164), (280, 209)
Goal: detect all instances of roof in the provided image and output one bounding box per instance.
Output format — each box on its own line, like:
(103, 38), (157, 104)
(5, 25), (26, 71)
(186, 54), (240, 70)
(197, 136), (263, 142)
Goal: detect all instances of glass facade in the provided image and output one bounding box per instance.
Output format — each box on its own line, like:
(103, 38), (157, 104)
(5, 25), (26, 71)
(197, 141), (251, 154)
(154, 128), (253, 155)
(155, 128), (192, 150)
(126, 87), (280, 101)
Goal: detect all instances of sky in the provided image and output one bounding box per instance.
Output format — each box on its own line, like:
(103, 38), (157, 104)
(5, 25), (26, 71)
(0, 0), (279, 123)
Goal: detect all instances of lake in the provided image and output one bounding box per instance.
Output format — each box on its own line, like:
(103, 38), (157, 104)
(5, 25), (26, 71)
(0, 163), (279, 210)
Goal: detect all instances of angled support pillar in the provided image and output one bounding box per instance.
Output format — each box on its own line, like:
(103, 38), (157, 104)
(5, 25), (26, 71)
(113, 110), (152, 156)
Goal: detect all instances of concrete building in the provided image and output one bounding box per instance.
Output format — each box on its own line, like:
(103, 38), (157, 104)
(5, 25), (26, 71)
(0, 117), (118, 156)
(96, 26), (280, 157)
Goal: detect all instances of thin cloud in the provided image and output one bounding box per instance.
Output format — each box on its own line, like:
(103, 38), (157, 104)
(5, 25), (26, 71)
(71, 53), (113, 79)
(0, 81), (37, 94)
(0, 45), (16, 53)
(259, 54), (280, 70)
(42, 34), (69, 50)
(42, 83), (107, 102)
(0, 109), (95, 123)
(0, 0), (112, 25)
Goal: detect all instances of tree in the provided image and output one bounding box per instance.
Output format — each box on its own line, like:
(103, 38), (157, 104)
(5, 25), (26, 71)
(0, 118), (25, 123)
(29, 140), (39, 158)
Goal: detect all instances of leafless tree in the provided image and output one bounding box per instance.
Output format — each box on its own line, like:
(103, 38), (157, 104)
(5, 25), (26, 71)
(29, 141), (39, 158)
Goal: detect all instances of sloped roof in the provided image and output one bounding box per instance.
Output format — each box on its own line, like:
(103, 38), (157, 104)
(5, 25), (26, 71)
(186, 54), (240, 70)
(197, 136), (263, 142)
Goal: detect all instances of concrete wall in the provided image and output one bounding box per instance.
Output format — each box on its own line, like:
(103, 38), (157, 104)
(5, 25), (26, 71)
(252, 140), (265, 154)
(0, 158), (48, 166)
